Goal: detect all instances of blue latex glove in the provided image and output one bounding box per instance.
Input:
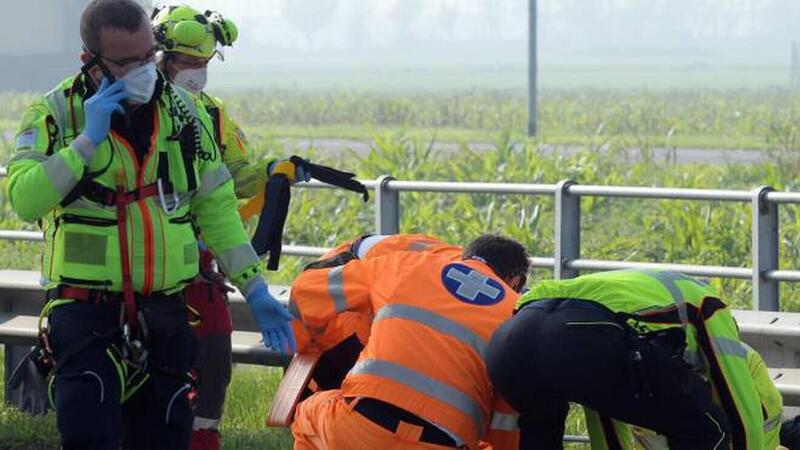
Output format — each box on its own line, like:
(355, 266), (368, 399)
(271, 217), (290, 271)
(245, 278), (297, 354)
(268, 159), (312, 183)
(83, 77), (127, 146)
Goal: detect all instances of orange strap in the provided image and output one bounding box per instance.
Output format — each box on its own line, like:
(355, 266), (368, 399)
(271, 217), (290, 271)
(116, 176), (138, 333)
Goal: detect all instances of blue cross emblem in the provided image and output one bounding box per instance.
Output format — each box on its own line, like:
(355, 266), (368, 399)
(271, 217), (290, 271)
(441, 264), (505, 306)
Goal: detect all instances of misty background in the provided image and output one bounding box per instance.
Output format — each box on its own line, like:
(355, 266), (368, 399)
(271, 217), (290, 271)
(2, 0), (800, 92)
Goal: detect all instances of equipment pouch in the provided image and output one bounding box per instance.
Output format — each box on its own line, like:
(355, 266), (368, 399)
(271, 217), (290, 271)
(8, 344), (54, 415)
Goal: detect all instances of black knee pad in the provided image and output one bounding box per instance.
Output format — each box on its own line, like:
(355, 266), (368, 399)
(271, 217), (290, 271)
(56, 369), (121, 448)
(781, 416), (800, 450)
(703, 405), (731, 450)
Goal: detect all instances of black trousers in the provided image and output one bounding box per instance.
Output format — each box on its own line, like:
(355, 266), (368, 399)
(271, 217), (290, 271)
(49, 296), (196, 450)
(486, 298), (729, 450)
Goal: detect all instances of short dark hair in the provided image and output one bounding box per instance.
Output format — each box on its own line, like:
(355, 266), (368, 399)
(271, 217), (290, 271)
(463, 234), (530, 282)
(80, 0), (148, 54)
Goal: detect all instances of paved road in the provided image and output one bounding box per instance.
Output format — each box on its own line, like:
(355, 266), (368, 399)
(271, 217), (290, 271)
(281, 138), (773, 165)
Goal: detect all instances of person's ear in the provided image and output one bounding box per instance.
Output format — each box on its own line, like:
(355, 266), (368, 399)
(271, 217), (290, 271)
(506, 275), (523, 293)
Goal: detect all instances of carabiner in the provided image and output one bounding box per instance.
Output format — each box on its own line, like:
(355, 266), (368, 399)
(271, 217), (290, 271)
(158, 178), (180, 215)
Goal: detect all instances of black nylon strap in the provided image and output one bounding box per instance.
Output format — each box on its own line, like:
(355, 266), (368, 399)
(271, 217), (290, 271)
(178, 124), (198, 191)
(289, 156), (369, 201)
(157, 151), (174, 195)
(251, 174), (291, 270)
(206, 106), (224, 151)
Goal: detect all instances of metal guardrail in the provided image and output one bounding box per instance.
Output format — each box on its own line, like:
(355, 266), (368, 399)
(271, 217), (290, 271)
(4, 166), (800, 436)
(3, 170), (799, 311)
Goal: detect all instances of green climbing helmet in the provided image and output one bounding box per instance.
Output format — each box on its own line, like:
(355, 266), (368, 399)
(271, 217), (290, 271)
(151, 4), (238, 59)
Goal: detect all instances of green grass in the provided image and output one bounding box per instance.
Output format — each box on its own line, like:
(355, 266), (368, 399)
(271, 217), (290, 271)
(0, 350), (294, 449)
(243, 124), (771, 151)
(207, 57), (789, 92)
(5, 88), (800, 154)
(4, 131), (800, 308)
(0, 349), (588, 448)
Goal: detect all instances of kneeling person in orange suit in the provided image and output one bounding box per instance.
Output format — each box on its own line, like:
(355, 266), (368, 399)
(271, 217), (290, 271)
(288, 233), (530, 450)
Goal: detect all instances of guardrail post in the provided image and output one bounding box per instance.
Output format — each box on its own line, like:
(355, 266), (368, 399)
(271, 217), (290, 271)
(555, 179), (580, 279)
(752, 186), (779, 311)
(375, 175), (400, 234)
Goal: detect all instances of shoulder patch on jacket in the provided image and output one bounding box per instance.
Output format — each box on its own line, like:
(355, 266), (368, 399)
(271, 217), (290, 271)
(441, 263), (505, 306)
(15, 129), (38, 149)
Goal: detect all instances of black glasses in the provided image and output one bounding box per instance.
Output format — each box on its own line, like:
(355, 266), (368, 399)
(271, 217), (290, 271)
(99, 47), (157, 72)
(81, 47), (157, 83)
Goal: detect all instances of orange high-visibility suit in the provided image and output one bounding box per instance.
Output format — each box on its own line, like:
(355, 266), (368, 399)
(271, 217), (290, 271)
(289, 234), (520, 450)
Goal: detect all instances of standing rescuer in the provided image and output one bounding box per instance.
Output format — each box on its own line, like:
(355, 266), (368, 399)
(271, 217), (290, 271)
(289, 233), (530, 450)
(150, 5), (308, 450)
(6, 1), (294, 449)
(486, 269), (765, 450)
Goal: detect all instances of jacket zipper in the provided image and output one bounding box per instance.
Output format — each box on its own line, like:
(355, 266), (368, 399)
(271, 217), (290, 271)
(112, 116), (158, 295)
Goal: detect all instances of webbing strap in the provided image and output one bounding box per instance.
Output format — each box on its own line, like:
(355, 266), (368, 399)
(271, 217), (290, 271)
(251, 174), (292, 270)
(290, 156), (369, 201)
(81, 182), (160, 207)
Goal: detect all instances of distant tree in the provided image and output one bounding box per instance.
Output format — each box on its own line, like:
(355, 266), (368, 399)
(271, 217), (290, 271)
(439, 0), (460, 41)
(283, 0), (340, 50)
(394, 0), (422, 43)
(482, 0), (509, 39)
(347, 0), (373, 49)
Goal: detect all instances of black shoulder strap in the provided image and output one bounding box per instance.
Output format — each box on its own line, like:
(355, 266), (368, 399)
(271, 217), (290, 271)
(206, 105), (224, 151)
(303, 251), (358, 271)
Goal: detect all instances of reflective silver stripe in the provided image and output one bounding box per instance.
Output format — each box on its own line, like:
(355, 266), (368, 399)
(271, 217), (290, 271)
(349, 359), (484, 433)
(712, 337), (748, 358)
(216, 243), (258, 276)
(407, 241), (435, 251)
(328, 266), (348, 313)
(764, 414), (782, 433)
(374, 304), (487, 359)
(683, 349), (706, 370)
(355, 235), (391, 258)
(489, 412), (519, 431)
(45, 87), (68, 146)
(8, 150), (48, 164)
(193, 416), (220, 431)
(642, 270), (697, 327)
(195, 165), (232, 199)
(355, 236), (439, 258)
(43, 152), (79, 197)
(240, 276), (263, 298)
(178, 191), (196, 209)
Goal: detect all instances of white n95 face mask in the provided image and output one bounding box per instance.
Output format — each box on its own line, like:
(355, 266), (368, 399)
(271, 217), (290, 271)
(173, 67), (208, 94)
(122, 62), (158, 104)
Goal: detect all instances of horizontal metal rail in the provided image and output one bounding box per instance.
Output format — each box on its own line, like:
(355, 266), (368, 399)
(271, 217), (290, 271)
(3, 169), (800, 310)
(567, 185), (753, 202)
(387, 180), (557, 195)
(568, 260), (754, 279)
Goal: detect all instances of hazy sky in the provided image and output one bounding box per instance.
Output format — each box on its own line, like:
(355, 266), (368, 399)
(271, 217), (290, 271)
(168, 0), (800, 59)
(3, 1), (800, 91)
